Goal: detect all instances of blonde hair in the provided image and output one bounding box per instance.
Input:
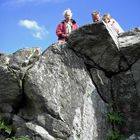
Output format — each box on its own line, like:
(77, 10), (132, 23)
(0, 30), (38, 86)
(63, 8), (72, 17)
(103, 13), (112, 19)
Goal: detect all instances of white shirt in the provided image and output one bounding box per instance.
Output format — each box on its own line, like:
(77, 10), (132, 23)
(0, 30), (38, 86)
(65, 22), (72, 34)
(110, 19), (124, 34)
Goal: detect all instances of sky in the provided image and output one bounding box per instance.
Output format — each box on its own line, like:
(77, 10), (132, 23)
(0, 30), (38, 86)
(0, 0), (140, 54)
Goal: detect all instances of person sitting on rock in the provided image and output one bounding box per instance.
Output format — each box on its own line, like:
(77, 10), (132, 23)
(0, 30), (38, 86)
(56, 9), (78, 42)
(91, 10), (102, 22)
(102, 13), (124, 34)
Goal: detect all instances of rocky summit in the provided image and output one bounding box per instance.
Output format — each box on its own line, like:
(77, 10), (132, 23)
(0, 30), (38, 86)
(0, 22), (140, 140)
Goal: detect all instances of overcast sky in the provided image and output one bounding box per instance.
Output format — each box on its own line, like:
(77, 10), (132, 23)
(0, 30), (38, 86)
(0, 0), (140, 53)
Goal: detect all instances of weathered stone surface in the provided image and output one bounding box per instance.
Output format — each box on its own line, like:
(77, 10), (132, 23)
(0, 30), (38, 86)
(68, 23), (140, 138)
(111, 70), (140, 136)
(0, 48), (42, 139)
(119, 28), (140, 66)
(0, 53), (10, 65)
(0, 22), (140, 140)
(0, 48), (41, 108)
(9, 48), (41, 68)
(126, 134), (140, 140)
(90, 67), (140, 137)
(0, 64), (20, 106)
(90, 68), (112, 103)
(131, 59), (140, 97)
(68, 22), (124, 73)
(18, 42), (109, 139)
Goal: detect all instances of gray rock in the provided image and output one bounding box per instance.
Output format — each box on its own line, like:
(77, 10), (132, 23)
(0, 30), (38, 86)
(9, 47), (41, 68)
(0, 22), (140, 140)
(90, 68), (111, 103)
(68, 22), (124, 73)
(0, 64), (20, 106)
(68, 22), (140, 137)
(21, 42), (109, 139)
(119, 29), (140, 66)
(126, 134), (140, 140)
(0, 53), (10, 65)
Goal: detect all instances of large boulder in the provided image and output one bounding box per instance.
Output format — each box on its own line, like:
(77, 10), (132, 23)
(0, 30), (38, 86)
(16, 42), (109, 140)
(68, 22), (140, 138)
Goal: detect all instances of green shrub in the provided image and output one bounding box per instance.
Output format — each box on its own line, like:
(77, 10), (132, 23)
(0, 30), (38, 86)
(106, 107), (125, 139)
(6, 135), (30, 140)
(106, 130), (125, 140)
(107, 112), (124, 125)
(0, 117), (12, 135)
(0, 117), (30, 140)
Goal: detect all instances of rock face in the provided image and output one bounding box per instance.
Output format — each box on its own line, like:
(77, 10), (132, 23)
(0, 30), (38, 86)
(68, 22), (140, 138)
(0, 44), (109, 140)
(0, 22), (140, 140)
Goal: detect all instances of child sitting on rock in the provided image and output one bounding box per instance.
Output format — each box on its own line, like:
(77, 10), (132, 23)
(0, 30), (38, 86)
(102, 13), (124, 34)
